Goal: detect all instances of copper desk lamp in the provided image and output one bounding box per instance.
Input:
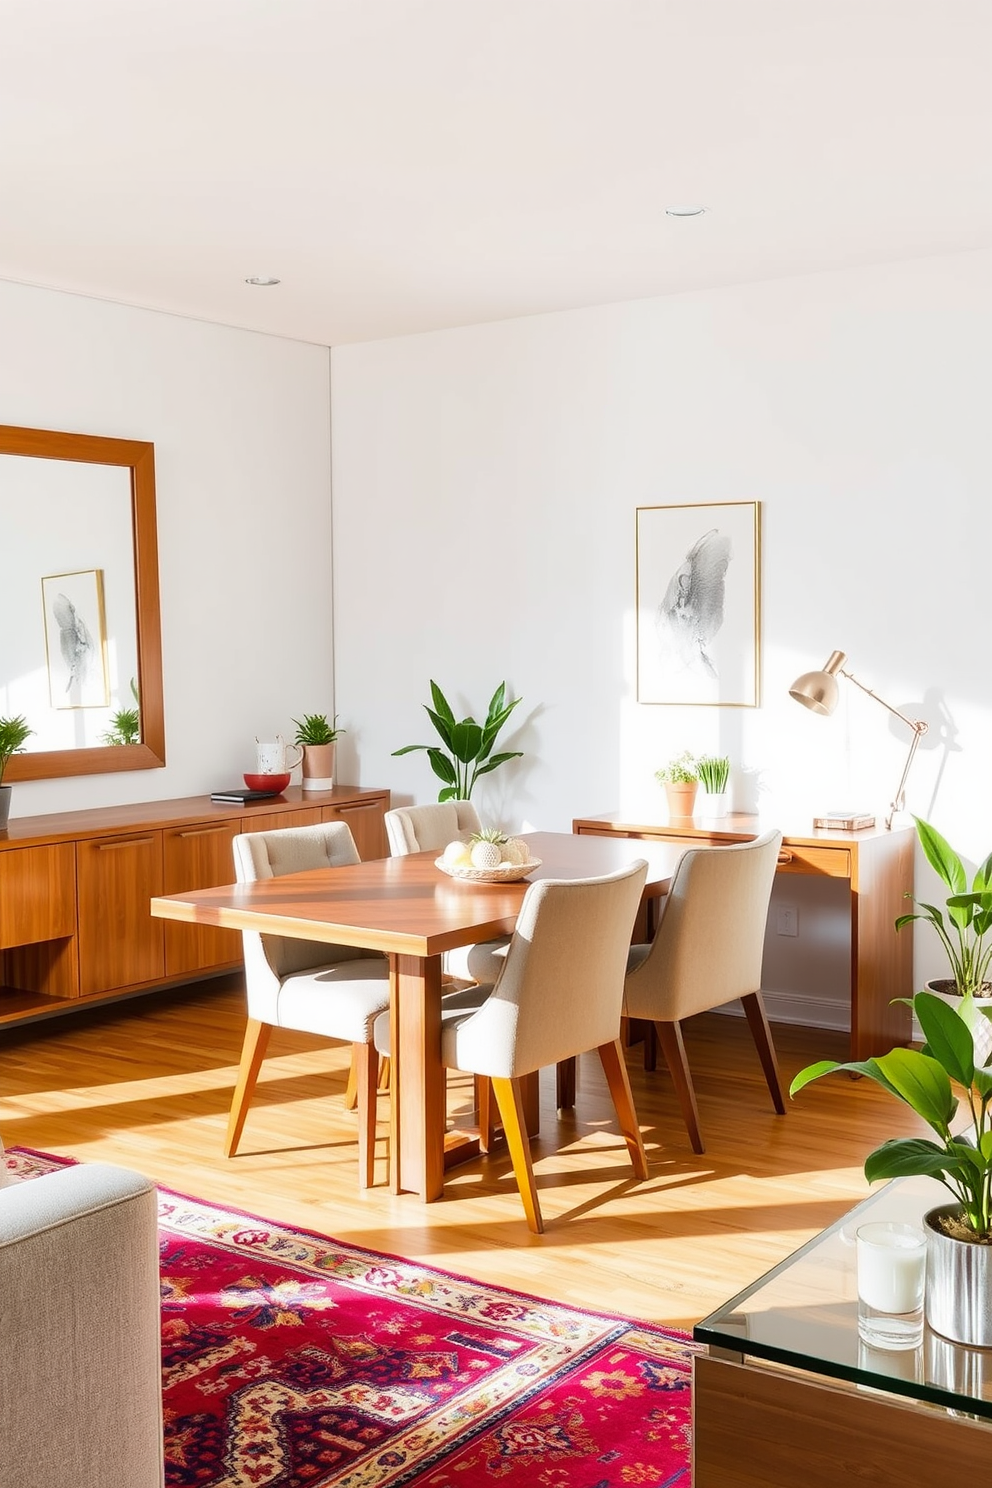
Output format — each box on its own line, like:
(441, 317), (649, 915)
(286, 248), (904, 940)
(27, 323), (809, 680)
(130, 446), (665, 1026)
(789, 651), (928, 831)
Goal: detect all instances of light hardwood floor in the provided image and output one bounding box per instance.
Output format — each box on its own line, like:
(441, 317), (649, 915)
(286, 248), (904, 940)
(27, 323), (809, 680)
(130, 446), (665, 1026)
(0, 977), (925, 1332)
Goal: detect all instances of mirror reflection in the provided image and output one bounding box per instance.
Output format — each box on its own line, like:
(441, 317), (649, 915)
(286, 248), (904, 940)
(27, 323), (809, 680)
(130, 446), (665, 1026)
(3, 455), (139, 752)
(0, 424), (165, 783)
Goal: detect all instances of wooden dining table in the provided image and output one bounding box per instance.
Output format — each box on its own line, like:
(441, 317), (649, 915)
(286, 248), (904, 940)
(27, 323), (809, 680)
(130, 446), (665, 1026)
(149, 830), (685, 1201)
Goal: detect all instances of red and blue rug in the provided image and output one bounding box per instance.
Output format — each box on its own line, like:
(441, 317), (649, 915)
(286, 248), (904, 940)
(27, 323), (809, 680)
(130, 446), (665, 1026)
(8, 1148), (696, 1486)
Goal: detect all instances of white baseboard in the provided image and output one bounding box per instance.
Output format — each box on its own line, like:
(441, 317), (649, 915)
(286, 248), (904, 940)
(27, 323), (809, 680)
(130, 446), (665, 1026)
(717, 989), (851, 1033)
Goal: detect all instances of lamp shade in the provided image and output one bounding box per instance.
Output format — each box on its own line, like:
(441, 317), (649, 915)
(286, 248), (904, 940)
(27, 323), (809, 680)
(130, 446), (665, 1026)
(788, 650), (847, 716)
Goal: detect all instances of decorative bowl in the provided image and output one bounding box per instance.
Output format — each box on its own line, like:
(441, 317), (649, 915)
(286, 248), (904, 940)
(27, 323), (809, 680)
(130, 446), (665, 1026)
(243, 772), (291, 792)
(435, 856), (542, 884)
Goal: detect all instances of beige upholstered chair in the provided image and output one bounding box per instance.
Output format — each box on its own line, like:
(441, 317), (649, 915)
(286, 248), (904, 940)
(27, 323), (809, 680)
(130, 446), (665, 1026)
(0, 1158), (164, 1488)
(226, 821), (391, 1187)
(384, 800), (510, 984)
(622, 829), (785, 1154)
(379, 860), (650, 1234)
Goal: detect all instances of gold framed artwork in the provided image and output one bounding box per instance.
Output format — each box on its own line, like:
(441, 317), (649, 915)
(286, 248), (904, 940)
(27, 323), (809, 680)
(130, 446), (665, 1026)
(41, 568), (110, 708)
(636, 501), (761, 707)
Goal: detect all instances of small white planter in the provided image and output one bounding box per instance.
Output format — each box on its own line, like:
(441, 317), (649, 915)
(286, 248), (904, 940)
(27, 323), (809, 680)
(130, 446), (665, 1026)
(699, 791), (728, 818)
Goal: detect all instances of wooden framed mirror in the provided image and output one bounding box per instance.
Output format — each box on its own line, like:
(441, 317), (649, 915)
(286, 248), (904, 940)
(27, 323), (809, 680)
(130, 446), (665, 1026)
(0, 424), (165, 781)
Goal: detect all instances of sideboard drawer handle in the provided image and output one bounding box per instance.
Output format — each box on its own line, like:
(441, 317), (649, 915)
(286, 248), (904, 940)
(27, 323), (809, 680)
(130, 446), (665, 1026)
(178, 827), (229, 838)
(96, 836), (156, 850)
(334, 803), (367, 814)
(778, 849), (793, 864)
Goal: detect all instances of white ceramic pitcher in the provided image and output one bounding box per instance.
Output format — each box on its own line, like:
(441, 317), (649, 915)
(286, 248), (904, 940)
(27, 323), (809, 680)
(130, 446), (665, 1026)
(255, 734), (303, 775)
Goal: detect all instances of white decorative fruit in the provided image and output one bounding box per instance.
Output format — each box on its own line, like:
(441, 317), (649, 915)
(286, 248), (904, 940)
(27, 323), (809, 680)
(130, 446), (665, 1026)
(502, 838), (529, 865)
(470, 840), (503, 870)
(443, 840), (472, 869)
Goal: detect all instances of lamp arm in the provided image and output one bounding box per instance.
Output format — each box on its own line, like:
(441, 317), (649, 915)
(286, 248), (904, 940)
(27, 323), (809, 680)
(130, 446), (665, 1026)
(838, 668), (926, 734)
(839, 668), (928, 830)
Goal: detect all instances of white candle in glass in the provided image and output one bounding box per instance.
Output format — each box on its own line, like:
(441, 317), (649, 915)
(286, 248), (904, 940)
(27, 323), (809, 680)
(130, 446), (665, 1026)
(856, 1222), (927, 1312)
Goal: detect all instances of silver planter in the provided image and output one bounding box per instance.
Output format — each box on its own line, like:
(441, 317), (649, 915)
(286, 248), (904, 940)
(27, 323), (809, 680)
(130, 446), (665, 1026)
(925, 1205), (992, 1348)
(0, 784), (9, 831)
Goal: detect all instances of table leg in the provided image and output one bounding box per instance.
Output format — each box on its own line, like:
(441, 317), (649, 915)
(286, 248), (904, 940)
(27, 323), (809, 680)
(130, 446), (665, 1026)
(390, 952), (446, 1201)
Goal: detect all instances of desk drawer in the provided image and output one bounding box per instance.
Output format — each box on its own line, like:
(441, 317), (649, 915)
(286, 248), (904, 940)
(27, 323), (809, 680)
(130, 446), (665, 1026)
(777, 844), (851, 879)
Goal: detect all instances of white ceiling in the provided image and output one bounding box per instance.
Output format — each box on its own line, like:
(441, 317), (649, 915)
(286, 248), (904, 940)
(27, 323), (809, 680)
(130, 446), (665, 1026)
(1, 0), (989, 348)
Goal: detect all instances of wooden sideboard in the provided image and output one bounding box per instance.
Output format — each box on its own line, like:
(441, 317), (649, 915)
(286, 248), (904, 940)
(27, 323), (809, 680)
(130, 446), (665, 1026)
(0, 785), (389, 1027)
(572, 810), (915, 1061)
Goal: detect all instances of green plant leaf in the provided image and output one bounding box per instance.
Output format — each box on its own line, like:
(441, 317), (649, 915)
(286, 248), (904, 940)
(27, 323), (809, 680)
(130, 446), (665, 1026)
(864, 1137), (956, 1183)
(789, 1057), (904, 1101)
(425, 707), (457, 752)
(872, 1047), (957, 1132)
(391, 743), (427, 756)
(915, 816), (967, 895)
(473, 751), (524, 779)
(429, 681), (456, 727)
(485, 681), (507, 722)
(426, 747), (456, 785)
(914, 990), (976, 1088)
(438, 785), (458, 802)
(449, 720), (483, 764)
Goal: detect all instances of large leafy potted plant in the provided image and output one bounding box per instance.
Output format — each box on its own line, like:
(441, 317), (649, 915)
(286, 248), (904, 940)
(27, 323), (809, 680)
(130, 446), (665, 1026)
(292, 712), (344, 791)
(0, 715), (34, 828)
(895, 816), (992, 1064)
(791, 989), (992, 1346)
(392, 681), (522, 802)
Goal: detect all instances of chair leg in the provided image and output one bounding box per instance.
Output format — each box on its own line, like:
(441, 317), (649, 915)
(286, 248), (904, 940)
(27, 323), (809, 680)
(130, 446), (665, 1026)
(355, 1042), (378, 1189)
(597, 1040), (649, 1180)
(490, 1076), (544, 1234)
(655, 1019), (705, 1154)
(225, 1018), (272, 1157)
(555, 1056), (576, 1110)
(475, 1075), (494, 1152)
(741, 992), (787, 1115)
(344, 1045), (359, 1110)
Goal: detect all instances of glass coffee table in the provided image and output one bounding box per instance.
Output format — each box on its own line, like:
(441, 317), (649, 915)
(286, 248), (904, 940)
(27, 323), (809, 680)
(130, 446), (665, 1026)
(692, 1174), (992, 1487)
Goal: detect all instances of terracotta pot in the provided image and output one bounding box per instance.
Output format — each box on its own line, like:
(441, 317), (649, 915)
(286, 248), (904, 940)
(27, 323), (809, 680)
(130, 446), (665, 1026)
(301, 742), (335, 791)
(664, 782), (698, 818)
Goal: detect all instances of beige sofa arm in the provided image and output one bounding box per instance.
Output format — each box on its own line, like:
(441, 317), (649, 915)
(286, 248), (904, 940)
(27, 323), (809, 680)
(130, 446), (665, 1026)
(0, 1162), (164, 1488)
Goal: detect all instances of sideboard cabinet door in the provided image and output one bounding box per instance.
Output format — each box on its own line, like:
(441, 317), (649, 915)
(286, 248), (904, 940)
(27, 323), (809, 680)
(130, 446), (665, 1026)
(77, 833), (165, 995)
(322, 796), (388, 860)
(162, 822), (242, 977)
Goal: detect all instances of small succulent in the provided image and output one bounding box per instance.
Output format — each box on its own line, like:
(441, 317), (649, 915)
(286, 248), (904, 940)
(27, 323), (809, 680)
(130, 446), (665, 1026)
(470, 827), (509, 847)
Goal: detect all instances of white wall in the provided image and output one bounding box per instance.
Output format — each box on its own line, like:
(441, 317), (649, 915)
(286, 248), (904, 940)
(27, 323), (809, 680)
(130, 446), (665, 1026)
(331, 248), (992, 1020)
(1, 279), (333, 817)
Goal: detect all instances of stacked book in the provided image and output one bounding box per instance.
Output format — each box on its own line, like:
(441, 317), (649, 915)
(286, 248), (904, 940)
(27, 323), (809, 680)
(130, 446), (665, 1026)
(813, 810), (875, 831)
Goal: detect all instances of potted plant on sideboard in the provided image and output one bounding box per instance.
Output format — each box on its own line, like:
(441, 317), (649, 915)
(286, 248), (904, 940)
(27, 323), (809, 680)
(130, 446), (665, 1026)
(791, 989), (992, 1347)
(0, 715), (34, 828)
(654, 751), (699, 818)
(697, 754), (731, 817)
(292, 713), (345, 791)
(895, 816), (992, 1066)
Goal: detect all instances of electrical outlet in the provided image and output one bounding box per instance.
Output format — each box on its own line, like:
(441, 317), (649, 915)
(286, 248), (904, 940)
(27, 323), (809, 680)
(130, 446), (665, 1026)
(776, 905), (799, 937)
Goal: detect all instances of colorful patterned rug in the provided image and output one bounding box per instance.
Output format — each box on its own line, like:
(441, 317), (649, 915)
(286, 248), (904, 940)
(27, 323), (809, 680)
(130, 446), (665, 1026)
(8, 1148), (696, 1487)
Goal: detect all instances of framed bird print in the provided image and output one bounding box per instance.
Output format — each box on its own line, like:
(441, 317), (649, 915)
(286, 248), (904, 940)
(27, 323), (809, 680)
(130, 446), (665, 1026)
(635, 501), (760, 706)
(41, 568), (110, 708)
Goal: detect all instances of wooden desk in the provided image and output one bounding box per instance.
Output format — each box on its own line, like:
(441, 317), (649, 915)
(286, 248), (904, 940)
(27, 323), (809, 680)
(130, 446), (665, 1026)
(572, 812), (915, 1061)
(150, 830), (683, 1201)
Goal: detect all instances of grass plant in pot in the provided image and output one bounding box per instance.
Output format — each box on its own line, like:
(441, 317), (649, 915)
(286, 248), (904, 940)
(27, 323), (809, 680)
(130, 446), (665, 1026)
(895, 816), (992, 1067)
(292, 713), (344, 791)
(697, 754), (730, 817)
(655, 751), (699, 818)
(0, 715), (34, 829)
(791, 989), (992, 1346)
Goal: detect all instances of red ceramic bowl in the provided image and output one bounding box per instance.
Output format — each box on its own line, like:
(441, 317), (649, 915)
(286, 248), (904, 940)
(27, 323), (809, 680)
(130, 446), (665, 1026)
(243, 772), (291, 793)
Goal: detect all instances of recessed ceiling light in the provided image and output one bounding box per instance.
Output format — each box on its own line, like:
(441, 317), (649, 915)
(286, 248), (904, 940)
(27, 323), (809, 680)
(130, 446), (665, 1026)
(665, 206), (706, 218)
(245, 275), (281, 287)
